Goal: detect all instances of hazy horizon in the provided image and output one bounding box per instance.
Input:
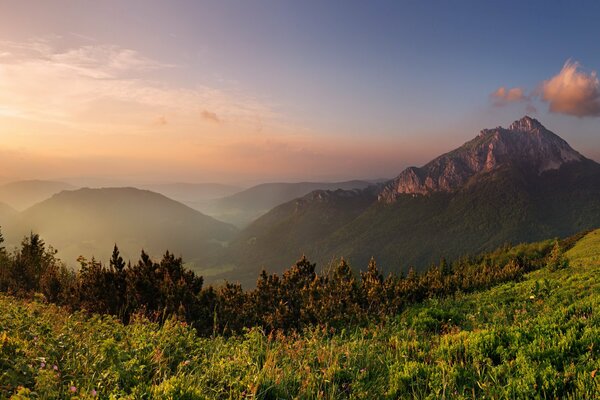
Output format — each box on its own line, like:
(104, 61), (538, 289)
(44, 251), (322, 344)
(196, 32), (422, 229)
(1, 0), (600, 184)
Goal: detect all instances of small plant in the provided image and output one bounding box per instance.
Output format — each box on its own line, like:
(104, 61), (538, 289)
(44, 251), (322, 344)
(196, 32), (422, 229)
(547, 240), (569, 271)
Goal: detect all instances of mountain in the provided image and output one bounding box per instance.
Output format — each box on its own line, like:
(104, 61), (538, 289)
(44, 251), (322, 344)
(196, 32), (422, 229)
(219, 188), (379, 284)
(141, 182), (243, 204)
(200, 180), (375, 228)
(379, 116), (584, 200)
(7, 187), (237, 270)
(0, 180), (76, 210)
(218, 117), (600, 286)
(0, 201), (17, 224)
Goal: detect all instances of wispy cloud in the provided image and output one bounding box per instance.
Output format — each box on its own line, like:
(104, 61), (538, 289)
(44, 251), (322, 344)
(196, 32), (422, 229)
(541, 60), (600, 117)
(201, 110), (221, 123)
(490, 86), (528, 106)
(1, 38), (368, 182)
(0, 38), (277, 131)
(154, 115), (168, 126)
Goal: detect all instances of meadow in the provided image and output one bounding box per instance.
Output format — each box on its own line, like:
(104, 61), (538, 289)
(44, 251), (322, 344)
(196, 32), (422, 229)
(1, 231), (599, 399)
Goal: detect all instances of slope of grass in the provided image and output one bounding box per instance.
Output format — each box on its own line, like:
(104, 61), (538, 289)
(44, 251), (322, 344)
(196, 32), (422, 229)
(1, 231), (600, 399)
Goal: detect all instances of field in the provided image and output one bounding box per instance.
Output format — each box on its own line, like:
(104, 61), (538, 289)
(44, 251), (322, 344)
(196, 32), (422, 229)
(1, 231), (600, 399)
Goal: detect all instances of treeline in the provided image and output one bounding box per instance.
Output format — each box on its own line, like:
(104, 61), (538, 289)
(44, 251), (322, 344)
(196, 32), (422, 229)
(0, 229), (564, 335)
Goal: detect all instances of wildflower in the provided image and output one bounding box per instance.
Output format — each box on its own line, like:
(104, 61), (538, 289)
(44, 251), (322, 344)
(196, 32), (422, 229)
(70, 386), (77, 393)
(53, 365), (58, 371)
(91, 389), (97, 396)
(40, 362), (46, 369)
(529, 295), (535, 299)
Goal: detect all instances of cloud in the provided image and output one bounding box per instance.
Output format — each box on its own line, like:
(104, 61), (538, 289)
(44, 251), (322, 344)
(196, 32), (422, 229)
(0, 38), (277, 131)
(540, 60), (600, 117)
(201, 110), (221, 123)
(491, 86), (528, 105)
(154, 115), (168, 126)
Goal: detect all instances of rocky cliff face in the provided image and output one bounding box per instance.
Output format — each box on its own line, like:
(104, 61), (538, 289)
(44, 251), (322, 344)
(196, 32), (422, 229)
(378, 116), (585, 202)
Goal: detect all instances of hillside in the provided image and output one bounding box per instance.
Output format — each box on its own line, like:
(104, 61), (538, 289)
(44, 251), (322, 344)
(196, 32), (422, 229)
(221, 117), (600, 284)
(0, 201), (17, 222)
(6, 187), (237, 268)
(219, 188), (379, 284)
(0, 180), (75, 210)
(141, 182), (243, 204)
(0, 230), (598, 398)
(199, 180), (375, 228)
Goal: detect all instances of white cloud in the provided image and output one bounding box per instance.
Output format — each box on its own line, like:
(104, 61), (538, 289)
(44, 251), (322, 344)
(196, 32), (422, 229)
(541, 60), (600, 117)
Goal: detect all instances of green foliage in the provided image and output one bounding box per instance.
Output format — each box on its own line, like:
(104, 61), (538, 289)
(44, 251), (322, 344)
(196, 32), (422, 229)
(1, 228), (599, 398)
(0, 228), (551, 336)
(547, 240), (569, 271)
(225, 162), (600, 286)
(1, 228), (600, 397)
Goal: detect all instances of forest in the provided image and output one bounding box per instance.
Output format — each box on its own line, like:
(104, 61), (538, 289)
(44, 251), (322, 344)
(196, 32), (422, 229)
(0, 227), (568, 336)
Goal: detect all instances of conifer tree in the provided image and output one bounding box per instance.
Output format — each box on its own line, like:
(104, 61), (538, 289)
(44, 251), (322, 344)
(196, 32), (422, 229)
(547, 240), (568, 271)
(110, 244), (126, 273)
(0, 226), (5, 253)
(361, 257), (384, 314)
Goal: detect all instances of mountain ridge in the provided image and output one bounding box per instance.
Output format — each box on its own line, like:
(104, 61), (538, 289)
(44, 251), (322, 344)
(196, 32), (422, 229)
(378, 116), (585, 202)
(217, 117), (600, 286)
(0, 180), (76, 210)
(5, 187), (238, 269)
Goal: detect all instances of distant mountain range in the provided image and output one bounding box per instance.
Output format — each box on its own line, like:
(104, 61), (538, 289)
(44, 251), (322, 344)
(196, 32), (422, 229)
(1, 117), (598, 288)
(0, 180), (75, 210)
(0, 202), (16, 222)
(195, 180), (376, 227)
(141, 182), (243, 203)
(216, 117), (600, 286)
(4, 188), (237, 270)
(0, 179), (379, 277)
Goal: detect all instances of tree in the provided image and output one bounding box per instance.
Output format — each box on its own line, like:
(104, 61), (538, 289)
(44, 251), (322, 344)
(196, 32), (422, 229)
(0, 226), (5, 254)
(110, 244), (126, 273)
(109, 245), (127, 317)
(361, 257), (384, 315)
(0, 226), (8, 291)
(547, 240), (568, 271)
(319, 258), (361, 326)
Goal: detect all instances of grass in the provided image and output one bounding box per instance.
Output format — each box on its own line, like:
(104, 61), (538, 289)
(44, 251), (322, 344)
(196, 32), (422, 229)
(2, 231), (600, 399)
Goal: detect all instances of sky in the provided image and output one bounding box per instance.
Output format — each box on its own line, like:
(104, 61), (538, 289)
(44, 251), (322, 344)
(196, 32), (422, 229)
(0, 0), (599, 185)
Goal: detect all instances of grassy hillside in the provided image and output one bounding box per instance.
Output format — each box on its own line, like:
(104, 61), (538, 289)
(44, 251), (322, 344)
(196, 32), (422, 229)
(1, 231), (599, 398)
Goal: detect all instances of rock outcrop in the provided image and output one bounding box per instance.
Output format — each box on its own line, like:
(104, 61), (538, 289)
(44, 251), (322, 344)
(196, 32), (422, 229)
(378, 116), (585, 202)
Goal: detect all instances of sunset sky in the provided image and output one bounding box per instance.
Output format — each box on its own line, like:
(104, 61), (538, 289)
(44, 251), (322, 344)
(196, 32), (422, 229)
(1, 0), (599, 185)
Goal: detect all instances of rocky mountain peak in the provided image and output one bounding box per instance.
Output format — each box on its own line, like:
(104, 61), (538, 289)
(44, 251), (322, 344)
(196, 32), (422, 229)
(378, 117), (586, 202)
(508, 115), (544, 132)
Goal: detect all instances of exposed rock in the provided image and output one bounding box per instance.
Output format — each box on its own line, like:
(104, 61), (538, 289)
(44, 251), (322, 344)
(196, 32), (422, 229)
(378, 116), (585, 202)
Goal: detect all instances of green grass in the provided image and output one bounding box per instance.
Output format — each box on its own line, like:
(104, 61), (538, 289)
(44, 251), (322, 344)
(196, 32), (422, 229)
(2, 231), (600, 399)
(565, 229), (600, 267)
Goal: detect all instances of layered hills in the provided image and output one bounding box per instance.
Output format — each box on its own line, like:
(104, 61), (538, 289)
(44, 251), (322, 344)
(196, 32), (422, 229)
(5, 187), (237, 268)
(0, 180), (75, 210)
(218, 117), (600, 286)
(196, 180), (375, 227)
